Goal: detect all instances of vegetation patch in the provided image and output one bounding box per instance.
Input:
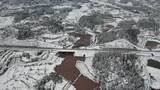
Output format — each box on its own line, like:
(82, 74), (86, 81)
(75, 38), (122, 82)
(92, 52), (146, 90)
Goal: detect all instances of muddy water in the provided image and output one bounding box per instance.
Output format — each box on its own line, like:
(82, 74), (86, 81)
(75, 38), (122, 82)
(55, 53), (100, 90)
(54, 51), (155, 90)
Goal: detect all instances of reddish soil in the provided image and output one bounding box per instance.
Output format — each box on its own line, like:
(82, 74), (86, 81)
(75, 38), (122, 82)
(145, 41), (160, 49)
(68, 32), (92, 48)
(55, 54), (100, 90)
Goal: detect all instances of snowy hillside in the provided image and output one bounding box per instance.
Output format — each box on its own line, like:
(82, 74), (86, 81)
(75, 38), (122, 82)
(0, 0), (160, 90)
(100, 39), (137, 49)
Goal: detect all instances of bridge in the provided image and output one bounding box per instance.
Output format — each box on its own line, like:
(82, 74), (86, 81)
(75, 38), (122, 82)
(0, 45), (160, 57)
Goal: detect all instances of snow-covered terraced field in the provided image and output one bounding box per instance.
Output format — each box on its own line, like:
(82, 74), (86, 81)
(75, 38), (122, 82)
(1, 0), (160, 89)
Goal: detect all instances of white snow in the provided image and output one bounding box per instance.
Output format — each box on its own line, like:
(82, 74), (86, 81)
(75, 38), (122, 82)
(64, 3), (91, 23)
(74, 50), (96, 57)
(0, 37), (63, 48)
(118, 2), (133, 6)
(55, 80), (75, 90)
(110, 9), (120, 15)
(76, 61), (95, 80)
(100, 39), (136, 49)
(147, 67), (160, 89)
(53, 5), (72, 9)
(108, 18), (123, 27)
(0, 51), (64, 90)
(0, 17), (14, 29)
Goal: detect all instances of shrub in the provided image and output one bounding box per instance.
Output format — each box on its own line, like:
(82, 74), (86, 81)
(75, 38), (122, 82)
(92, 52), (146, 90)
(97, 31), (117, 43)
(16, 29), (35, 40)
(137, 18), (159, 31)
(14, 11), (30, 23)
(36, 72), (62, 90)
(41, 18), (64, 33)
(79, 13), (113, 29)
(125, 28), (140, 44)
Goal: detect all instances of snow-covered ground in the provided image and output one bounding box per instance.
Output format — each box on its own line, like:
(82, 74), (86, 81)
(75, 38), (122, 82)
(0, 31), (80, 49)
(147, 66), (160, 89)
(76, 61), (95, 80)
(100, 39), (140, 49)
(41, 33), (66, 39)
(0, 38), (60, 48)
(0, 51), (64, 90)
(0, 17), (14, 29)
(0, 49), (98, 90)
(0, 0), (160, 89)
(64, 3), (91, 23)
